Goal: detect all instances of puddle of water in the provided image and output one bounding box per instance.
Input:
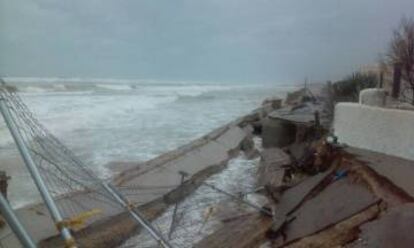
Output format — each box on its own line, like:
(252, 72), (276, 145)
(121, 137), (265, 248)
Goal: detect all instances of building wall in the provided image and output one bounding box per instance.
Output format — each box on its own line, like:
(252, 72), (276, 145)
(334, 102), (414, 161)
(360, 63), (414, 103)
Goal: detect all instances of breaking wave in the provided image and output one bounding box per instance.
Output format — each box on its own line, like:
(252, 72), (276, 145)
(96, 84), (134, 91)
(0, 77), (292, 207)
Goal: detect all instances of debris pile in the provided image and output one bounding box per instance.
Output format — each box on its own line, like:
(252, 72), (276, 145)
(195, 87), (414, 248)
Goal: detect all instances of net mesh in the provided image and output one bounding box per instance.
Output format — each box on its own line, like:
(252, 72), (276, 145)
(0, 81), (266, 247)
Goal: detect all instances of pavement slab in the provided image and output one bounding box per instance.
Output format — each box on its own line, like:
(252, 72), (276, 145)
(271, 169), (334, 236)
(257, 148), (290, 188)
(195, 213), (272, 248)
(346, 147), (414, 198)
(351, 203), (414, 248)
(284, 178), (379, 244)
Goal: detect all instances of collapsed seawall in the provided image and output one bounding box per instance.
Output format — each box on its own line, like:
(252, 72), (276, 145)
(0, 98), (280, 247)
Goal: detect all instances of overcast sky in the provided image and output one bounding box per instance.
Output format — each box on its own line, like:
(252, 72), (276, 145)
(1, 0), (414, 84)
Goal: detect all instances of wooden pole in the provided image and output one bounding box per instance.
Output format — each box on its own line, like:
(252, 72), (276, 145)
(392, 63), (402, 99)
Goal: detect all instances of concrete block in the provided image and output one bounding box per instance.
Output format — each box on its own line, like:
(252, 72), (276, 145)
(195, 140), (229, 162)
(262, 118), (296, 148)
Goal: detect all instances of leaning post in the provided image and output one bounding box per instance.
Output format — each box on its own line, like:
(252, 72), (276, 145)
(102, 183), (173, 248)
(0, 192), (36, 248)
(0, 96), (77, 248)
(168, 171), (188, 239)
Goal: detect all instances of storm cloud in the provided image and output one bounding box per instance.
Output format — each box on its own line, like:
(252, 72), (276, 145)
(1, 0), (414, 83)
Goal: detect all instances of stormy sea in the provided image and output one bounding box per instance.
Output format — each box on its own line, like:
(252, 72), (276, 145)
(0, 78), (296, 207)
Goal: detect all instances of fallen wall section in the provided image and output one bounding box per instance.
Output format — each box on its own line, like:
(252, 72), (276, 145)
(5, 126), (251, 247)
(334, 102), (414, 161)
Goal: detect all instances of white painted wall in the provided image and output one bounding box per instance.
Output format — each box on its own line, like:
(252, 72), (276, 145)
(334, 102), (414, 161)
(359, 88), (387, 107)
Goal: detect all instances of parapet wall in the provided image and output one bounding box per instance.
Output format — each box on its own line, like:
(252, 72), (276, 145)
(334, 102), (414, 161)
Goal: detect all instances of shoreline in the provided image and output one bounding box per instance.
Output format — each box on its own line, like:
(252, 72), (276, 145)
(0, 90), (284, 247)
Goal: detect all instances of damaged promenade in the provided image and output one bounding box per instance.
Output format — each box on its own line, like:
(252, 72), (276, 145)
(195, 87), (414, 248)
(2, 85), (414, 248)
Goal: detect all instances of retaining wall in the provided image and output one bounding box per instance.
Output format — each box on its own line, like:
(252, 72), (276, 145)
(334, 102), (414, 161)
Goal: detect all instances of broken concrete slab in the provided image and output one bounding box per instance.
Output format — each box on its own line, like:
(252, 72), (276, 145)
(262, 101), (327, 149)
(257, 148), (290, 188)
(195, 213), (273, 248)
(8, 189), (126, 246)
(267, 101), (326, 126)
(261, 148), (291, 167)
(214, 126), (247, 151)
(120, 126), (246, 189)
(40, 162), (229, 248)
(277, 169), (333, 215)
(261, 169), (285, 190)
(286, 142), (307, 162)
(346, 147), (414, 198)
(1, 125), (248, 247)
(352, 203), (414, 248)
(112, 126), (232, 185)
(267, 111), (315, 126)
(286, 204), (380, 248)
(284, 178), (379, 244)
(271, 169), (334, 233)
(262, 117), (297, 148)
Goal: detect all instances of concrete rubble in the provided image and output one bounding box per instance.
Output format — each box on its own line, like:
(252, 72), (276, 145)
(257, 148), (290, 189)
(280, 179), (379, 244)
(193, 87), (414, 248)
(36, 126), (258, 247)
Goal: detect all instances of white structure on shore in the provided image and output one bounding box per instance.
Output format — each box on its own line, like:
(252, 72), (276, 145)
(334, 88), (414, 161)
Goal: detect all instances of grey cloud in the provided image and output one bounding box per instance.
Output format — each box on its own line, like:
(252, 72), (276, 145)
(1, 0), (414, 83)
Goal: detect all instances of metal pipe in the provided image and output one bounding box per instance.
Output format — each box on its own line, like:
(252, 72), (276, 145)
(168, 172), (186, 239)
(102, 183), (173, 248)
(0, 98), (76, 247)
(0, 193), (36, 248)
